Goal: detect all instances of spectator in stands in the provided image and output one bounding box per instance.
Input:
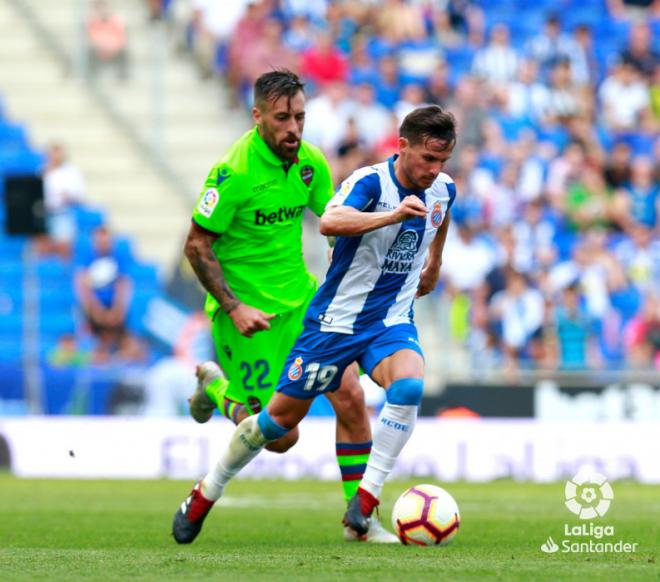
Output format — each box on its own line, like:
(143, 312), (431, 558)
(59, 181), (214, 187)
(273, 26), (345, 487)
(449, 76), (488, 148)
(75, 225), (143, 363)
(237, 20), (298, 101)
(620, 21), (658, 79)
(86, 0), (129, 80)
(623, 293), (660, 370)
(397, 27), (443, 86)
(283, 14), (316, 53)
(614, 223), (660, 293)
(303, 81), (352, 158)
(394, 83), (428, 125)
(488, 268), (546, 369)
(39, 142), (85, 258)
(373, 55), (401, 109)
(564, 162), (613, 232)
(598, 60), (650, 131)
(551, 283), (594, 370)
(546, 141), (587, 205)
(429, 6), (464, 48)
(376, 0), (426, 43)
(541, 58), (582, 125)
(526, 14), (576, 81)
(301, 30), (349, 88)
(651, 64), (660, 119)
(511, 200), (558, 276)
(349, 82), (391, 149)
(425, 61), (452, 107)
(472, 24), (520, 88)
(612, 156), (659, 231)
(604, 140), (633, 189)
(568, 24), (598, 89)
(506, 58), (550, 123)
(442, 222), (498, 293)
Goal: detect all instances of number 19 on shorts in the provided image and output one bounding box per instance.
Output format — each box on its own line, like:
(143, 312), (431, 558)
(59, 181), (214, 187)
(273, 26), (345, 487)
(303, 362), (338, 391)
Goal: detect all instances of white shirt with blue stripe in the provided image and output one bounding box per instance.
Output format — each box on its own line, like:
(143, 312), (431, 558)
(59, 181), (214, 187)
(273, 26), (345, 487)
(306, 156), (456, 335)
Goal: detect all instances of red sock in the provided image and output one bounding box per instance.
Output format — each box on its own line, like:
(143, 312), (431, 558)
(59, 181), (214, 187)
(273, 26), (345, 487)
(357, 487), (379, 517)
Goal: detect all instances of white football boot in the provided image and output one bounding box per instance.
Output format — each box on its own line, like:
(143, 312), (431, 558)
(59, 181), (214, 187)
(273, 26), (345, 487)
(343, 516), (400, 544)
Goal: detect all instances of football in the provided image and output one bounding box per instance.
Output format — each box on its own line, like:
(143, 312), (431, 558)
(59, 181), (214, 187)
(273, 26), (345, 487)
(391, 484), (460, 546)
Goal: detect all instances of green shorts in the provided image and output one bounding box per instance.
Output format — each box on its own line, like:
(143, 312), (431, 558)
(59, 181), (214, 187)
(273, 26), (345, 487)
(210, 283), (316, 412)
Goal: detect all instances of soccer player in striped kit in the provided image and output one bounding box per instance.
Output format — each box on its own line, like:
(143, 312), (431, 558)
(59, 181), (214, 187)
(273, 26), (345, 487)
(173, 105), (457, 542)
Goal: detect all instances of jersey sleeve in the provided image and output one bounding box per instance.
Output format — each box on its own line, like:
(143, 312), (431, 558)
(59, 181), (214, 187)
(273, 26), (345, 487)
(306, 153), (334, 217)
(191, 163), (241, 234)
(328, 171), (381, 212)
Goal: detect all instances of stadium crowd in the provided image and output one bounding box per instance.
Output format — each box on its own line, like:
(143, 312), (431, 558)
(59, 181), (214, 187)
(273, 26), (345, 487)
(170, 0), (659, 373)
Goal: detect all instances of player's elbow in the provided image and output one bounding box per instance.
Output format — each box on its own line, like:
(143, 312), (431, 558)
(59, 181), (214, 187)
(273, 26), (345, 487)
(319, 216), (337, 237)
(183, 235), (205, 265)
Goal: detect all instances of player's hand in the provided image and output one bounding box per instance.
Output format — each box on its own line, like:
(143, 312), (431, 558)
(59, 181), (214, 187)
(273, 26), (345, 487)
(229, 303), (276, 338)
(416, 265), (440, 298)
(392, 196), (428, 223)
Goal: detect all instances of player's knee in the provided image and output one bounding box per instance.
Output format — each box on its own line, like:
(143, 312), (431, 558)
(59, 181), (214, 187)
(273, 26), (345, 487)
(332, 383), (366, 424)
(386, 378), (424, 405)
(265, 428), (299, 453)
(256, 410), (289, 441)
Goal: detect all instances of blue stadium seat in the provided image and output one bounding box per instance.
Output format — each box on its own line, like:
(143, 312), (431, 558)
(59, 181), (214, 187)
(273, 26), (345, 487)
(0, 122), (28, 148)
(0, 363), (24, 399)
(42, 364), (78, 414)
(74, 206), (106, 234)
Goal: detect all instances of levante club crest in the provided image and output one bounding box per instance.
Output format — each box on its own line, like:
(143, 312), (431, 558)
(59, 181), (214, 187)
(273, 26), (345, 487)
(300, 165), (314, 186)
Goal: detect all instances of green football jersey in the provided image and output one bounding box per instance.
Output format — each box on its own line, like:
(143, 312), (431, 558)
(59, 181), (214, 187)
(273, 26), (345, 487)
(192, 126), (333, 318)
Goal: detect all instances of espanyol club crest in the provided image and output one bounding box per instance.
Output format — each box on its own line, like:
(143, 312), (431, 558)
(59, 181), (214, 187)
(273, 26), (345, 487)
(300, 165), (314, 186)
(431, 202), (443, 227)
(288, 357), (304, 381)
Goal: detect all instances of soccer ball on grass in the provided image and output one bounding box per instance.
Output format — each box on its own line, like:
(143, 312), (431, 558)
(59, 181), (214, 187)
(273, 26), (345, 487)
(391, 484), (460, 546)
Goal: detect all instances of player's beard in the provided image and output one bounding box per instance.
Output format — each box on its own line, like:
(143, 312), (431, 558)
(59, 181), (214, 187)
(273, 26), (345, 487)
(262, 127), (300, 163)
(277, 135), (301, 162)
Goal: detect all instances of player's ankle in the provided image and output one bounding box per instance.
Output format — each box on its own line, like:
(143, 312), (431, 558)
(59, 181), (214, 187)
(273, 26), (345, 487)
(357, 487), (379, 517)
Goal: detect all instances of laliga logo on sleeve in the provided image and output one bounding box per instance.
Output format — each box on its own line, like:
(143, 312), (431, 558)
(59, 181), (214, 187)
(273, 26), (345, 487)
(564, 468), (614, 520)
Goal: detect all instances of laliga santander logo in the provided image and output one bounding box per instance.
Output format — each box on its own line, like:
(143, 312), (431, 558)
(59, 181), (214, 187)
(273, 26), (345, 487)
(564, 468), (614, 520)
(540, 468), (637, 554)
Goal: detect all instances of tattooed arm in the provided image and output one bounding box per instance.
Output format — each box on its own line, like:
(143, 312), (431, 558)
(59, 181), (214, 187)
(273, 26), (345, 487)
(184, 221), (274, 338)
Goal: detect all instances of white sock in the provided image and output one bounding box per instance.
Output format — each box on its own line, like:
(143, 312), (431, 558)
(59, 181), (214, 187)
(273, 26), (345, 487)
(360, 403), (418, 499)
(201, 415), (268, 501)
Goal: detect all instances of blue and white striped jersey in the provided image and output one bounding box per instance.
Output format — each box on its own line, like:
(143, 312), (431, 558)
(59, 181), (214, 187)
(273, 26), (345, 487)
(305, 156), (456, 334)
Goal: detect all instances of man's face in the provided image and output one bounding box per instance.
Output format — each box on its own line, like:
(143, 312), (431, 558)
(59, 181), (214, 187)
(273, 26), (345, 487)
(398, 136), (454, 190)
(253, 91), (305, 163)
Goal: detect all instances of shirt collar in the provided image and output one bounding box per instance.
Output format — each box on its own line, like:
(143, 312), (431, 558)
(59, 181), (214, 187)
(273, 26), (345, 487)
(251, 126), (299, 167)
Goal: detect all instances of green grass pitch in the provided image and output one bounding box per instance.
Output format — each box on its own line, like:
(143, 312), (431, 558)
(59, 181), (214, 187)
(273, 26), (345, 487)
(0, 475), (657, 581)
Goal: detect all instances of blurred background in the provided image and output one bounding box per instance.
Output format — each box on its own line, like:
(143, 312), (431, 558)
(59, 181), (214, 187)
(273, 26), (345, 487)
(0, 0), (658, 481)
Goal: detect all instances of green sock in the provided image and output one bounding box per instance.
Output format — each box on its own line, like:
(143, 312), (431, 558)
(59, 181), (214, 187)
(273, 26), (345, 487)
(204, 376), (229, 408)
(336, 441), (372, 502)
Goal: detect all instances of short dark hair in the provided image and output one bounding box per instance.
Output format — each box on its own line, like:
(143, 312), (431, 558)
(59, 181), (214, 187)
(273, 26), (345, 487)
(254, 70), (305, 107)
(399, 105), (456, 149)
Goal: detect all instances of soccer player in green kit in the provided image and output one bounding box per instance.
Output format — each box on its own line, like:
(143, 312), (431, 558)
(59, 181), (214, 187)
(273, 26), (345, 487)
(178, 70), (396, 543)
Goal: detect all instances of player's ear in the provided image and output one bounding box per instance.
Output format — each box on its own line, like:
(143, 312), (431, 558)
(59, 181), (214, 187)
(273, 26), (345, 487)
(398, 136), (409, 154)
(252, 105), (262, 126)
